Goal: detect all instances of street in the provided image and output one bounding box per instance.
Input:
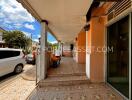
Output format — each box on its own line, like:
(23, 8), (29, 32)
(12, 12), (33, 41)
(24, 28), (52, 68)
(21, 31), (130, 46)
(0, 64), (36, 100)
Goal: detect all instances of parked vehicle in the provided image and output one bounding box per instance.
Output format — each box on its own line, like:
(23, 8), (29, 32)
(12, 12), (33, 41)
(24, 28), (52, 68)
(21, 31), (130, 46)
(26, 53), (36, 65)
(0, 48), (26, 77)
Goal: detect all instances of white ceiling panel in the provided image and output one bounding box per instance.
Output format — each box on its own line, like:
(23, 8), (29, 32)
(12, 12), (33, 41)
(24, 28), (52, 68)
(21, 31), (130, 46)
(25, 0), (93, 43)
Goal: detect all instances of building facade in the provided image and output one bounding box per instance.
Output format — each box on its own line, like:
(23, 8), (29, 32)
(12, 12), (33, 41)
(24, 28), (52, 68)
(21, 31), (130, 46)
(19, 0), (131, 99)
(0, 27), (5, 47)
(74, 1), (131, 99)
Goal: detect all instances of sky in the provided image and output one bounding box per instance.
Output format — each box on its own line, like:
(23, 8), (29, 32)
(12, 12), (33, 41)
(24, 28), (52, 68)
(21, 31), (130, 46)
(0, 0), (57, 43)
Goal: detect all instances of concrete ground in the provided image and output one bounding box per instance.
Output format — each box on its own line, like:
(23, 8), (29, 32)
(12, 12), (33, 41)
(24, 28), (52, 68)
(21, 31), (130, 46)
(0, 64), (36, 100)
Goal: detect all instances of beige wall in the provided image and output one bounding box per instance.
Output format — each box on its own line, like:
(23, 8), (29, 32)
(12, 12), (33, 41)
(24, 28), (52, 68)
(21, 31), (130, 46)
(63, 44), (72, 57)
(89, 5), (107, 82)
(90, 17), (105, 82)
(74, 3), (112, 82)
(77, 30), (86, 64)
(74, 30), (86, 64)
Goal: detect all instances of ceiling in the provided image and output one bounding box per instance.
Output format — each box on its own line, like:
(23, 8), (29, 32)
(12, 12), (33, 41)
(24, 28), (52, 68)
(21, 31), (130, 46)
(20, 0), (93, 43)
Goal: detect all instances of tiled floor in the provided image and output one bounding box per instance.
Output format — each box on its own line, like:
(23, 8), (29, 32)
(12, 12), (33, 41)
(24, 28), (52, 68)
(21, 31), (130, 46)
(0, 65), (36, 100)
(27, 57), (124, 100)
(48, 57), (86, 76)
(28, 83), (124, 100)
(21, 65), (36, 81)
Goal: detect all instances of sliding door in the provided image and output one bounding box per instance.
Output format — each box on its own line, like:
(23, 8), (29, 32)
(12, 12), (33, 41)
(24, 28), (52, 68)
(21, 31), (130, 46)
(107, 15), (130, 98)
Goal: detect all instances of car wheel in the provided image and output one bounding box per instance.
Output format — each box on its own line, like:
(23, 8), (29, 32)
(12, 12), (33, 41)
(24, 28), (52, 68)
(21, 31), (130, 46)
(14, 64), (23, 74)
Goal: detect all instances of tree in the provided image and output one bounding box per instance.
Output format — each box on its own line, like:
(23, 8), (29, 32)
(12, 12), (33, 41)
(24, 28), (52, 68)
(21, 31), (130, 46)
(3, 30), (31, 49)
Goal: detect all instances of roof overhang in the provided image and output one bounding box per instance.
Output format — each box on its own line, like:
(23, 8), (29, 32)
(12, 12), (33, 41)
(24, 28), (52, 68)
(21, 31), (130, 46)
(18, 0), (93, 43)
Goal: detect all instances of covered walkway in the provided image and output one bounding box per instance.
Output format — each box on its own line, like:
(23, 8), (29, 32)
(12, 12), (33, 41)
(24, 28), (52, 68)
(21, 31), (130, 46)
(27, 57), (123, 100)
(48, 57), (85, 77)
(18, 0), (129, 99)
(28, 84), (123, 100)
(38, 57), (88, 87)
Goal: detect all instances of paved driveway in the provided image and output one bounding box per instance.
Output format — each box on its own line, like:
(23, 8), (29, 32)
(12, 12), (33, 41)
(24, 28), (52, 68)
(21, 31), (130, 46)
(0, 64), (36, 100)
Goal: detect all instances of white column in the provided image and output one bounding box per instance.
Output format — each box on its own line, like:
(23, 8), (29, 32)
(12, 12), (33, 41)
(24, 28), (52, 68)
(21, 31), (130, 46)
(58, 41), (62, 56)
(85, 24), (90, 79)
(40, 21), (47, 80)
(86, 30), (90, 79)
(61, 43), (63, 56)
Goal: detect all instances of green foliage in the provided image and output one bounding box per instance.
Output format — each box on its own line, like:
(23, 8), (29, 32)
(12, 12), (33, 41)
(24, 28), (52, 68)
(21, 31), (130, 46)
(52, 43), (58, 50)
(3, 30), (32, 49)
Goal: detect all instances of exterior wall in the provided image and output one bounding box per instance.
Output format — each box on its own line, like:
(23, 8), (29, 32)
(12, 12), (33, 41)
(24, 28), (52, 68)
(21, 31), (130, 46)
(0, 28), (5, 47)
(73, 29), (86, 64)
(63, 44), (71, 57)
(74, 30), (86, 63)
(63, 51), (72, 57)
(0, 32), (2, 41)
(73, 38), (78, 62)
(0, 28), (4, 41)
(90, 17), (106, 82)
(88, 5), (108, 82)
(77, 30), (86, 64)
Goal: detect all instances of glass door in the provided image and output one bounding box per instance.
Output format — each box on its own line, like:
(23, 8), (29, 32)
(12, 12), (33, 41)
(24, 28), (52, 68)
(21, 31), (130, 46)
(107, 15), (130, 98)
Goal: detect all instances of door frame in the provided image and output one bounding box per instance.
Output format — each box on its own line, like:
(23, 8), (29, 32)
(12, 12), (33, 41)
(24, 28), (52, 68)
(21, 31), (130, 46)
(129, 12), (131, 100)
(105, 11), (131, 100)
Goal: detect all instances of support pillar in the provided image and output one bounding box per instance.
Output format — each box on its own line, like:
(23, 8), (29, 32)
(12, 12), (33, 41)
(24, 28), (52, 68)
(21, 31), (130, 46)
(58, 41), (62, 56)
(61, 43), (63, 56)
(84, 24), (90, 79)
(40, 21), (48, 80)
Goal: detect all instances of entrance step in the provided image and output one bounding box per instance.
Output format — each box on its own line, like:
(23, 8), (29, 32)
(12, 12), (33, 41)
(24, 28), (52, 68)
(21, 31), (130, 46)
(28, 83), (124, 100)
(47, 72), (86, 77)
(38, 75), (90, 87)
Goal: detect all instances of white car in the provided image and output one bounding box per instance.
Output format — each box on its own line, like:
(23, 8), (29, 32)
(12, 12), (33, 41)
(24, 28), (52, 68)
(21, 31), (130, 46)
(0, 48), (26, 77)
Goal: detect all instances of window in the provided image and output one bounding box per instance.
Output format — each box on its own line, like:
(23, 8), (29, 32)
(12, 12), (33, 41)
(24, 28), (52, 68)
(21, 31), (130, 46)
(0, 50), (20, 59)
(107, 15), (129, 98)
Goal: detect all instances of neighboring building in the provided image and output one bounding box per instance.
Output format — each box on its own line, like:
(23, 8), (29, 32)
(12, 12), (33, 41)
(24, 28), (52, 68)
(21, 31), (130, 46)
(0, 27), (5, 47)
(32, 40), (39, 48)
(0, 27), (4, 41)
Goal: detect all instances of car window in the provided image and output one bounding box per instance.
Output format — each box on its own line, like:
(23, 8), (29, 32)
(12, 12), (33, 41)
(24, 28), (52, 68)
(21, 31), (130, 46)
(0, 50), (20, 59)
